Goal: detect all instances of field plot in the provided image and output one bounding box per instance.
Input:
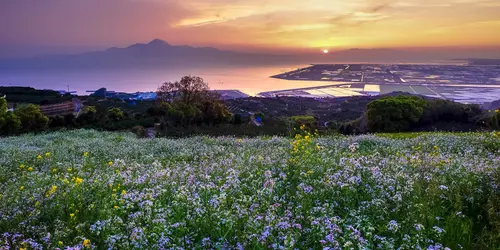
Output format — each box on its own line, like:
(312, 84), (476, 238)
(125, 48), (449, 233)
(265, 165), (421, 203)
(1, 130), (500, 249)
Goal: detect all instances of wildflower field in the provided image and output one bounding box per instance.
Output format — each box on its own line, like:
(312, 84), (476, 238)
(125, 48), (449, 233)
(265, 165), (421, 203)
(1, 130), (500, 249)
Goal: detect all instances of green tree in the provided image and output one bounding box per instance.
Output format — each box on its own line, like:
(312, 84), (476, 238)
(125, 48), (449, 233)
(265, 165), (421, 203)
(291, 115), (317, 135)
(49, 115), (65, 128)
(107, 107), (124, 121)
(492, 109), (500, 130)
(0, 97), (21, 135)
(78, 106), (98, 124)
(0, 111), (21, 135)
(366, 95), (427, 133)
(14, 104), (49, 132)
(201, 101), (232, 124)
(0, 97), (7, 116)
(157, 76), (232, 125)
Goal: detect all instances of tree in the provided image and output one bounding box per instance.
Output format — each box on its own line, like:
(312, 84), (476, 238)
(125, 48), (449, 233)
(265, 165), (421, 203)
(157, 76), (211, 104)
(14, 104), (49, 132)
(0, 111), (21, 135)
(492, 109), (500, 130)
(366, 95), (426, 133)
(156, 76), (232, 125)
(77, 106), (98, 125)
(49, 115), (65, 128)
(107, 107), (124, 121)
(0, 97), (7, 116)
(201, 101), (232, 124)
(0, 97), (21, 135)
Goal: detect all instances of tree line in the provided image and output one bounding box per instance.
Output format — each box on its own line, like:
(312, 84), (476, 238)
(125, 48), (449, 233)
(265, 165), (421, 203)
(2, 78), (500, 137)
(328, 95), (498, 134)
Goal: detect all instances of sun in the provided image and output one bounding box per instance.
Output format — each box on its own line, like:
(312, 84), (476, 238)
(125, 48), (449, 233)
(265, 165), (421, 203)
(323, 49), (329, 54)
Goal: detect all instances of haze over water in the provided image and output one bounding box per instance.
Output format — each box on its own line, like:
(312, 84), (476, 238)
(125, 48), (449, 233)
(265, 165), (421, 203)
(0, 65), (343, 96)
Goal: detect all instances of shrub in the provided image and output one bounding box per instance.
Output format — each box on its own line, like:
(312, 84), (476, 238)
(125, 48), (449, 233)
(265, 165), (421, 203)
(0, 111), (21, 135)
(107, 107), (124, 121)
(337, 118), (362, 135)
(49, 115), (65, 128)
(491, 109), (500, 130)
(233, 113), (243, 125)
(291, 115), (317, 135)
(131, 125), (147, 138)
(14, 104), (49, 132)
(366, 95), (426, 133)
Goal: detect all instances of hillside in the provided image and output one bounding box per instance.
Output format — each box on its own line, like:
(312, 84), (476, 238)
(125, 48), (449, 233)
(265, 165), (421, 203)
(1, 130), (499, 249)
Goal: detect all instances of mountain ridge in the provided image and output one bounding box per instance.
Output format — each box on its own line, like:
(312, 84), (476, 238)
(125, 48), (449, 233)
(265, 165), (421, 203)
(2, 39), (499, 70)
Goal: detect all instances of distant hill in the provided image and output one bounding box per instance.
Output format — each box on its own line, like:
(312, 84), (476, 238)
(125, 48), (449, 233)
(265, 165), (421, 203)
(2, 40), (499, 70)
(0, 39), (292, 70)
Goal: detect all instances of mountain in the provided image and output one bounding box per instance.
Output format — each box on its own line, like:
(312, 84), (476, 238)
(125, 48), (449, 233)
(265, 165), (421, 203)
(0, 39), (292, 70)
(2, 40), (498, 70)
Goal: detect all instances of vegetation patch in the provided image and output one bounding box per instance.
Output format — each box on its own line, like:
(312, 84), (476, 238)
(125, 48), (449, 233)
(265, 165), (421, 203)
(0, 130), (499, 249)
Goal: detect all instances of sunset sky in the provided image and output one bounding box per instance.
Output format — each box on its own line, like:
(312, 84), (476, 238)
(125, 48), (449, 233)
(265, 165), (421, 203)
(1, 0), (500, 55)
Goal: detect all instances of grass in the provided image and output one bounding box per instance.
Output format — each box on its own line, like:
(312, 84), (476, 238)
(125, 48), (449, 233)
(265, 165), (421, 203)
(1, 129), (500, 249)
(375, 132), (488, 139)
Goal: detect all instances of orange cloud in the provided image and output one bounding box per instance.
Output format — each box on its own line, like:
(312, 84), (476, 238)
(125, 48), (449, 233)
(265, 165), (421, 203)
(1, 0), (499, 51)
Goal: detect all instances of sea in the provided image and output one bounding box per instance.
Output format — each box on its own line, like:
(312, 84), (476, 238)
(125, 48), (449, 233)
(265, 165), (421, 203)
(0, 65), (336, 96)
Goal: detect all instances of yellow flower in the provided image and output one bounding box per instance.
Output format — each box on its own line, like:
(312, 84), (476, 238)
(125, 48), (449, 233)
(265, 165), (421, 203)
(237, 139), (243, 143)
(52, 168), (57, 173)
(67, 168), (72, 172)
(70, 213), (75, 217)
(28, 167), (33, 171)
(20, 164), (25, 169)
(496, 109), (500, 113)
(83, 239), (91, 248)
(58, 241), (64, 246)
(45, 152), (51, 157)
(46, 185), (57, 197)
(36, 155), (43, 159)
(121, 190), (127, 195)
(20, 248), (26, 250)
(83, 152), (89, 157)
(108, 161), (113, 166)
(74, 177), (83, 185)
(19, 186), (24, 191)
(114, 205), (119, 209)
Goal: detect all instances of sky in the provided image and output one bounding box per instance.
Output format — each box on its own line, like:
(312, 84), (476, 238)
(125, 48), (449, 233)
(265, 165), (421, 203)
(1, 0), (500, 56)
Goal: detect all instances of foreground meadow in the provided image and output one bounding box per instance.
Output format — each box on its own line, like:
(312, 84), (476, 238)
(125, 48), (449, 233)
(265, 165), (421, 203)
(1, 130), (500, 249)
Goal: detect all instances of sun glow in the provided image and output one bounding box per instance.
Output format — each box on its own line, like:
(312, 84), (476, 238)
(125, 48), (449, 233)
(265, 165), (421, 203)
(323, 49), (329, 54)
